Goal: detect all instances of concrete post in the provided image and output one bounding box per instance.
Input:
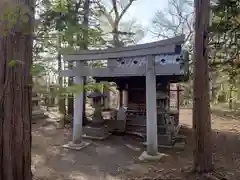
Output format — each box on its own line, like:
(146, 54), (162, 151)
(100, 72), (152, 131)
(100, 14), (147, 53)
(139, 55), (163, 161)
(145, 55), (158, 156)
(72, 71), (84, 144)
(63, 61), (90, 150)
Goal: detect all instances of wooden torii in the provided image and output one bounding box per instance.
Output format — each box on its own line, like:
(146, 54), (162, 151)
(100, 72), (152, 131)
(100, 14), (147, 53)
(61, 35), (187, 160)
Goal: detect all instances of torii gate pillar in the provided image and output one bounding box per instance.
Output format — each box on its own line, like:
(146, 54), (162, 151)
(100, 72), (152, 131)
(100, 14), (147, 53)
(139, 55), (164, 161)
(63, 62), (90, 150)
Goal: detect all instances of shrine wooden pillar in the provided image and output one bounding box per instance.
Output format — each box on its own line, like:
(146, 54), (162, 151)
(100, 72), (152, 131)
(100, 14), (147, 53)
(118, 82), (128, 108)
(122, 84), (128, 108)
(177, 85), (180, 110)
(102, 81), (110, 109)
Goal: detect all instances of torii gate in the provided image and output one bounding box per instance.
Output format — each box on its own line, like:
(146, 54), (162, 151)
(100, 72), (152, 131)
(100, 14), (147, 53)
(61, 35), (187, 160)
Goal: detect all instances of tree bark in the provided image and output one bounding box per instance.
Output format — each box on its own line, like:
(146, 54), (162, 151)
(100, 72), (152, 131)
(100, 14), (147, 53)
(192, 0), (213, 173)
(228, 85), (233, 110)
(58, 50), (66, 128)
(0, 1), (33, 179)
(81, 0), (90, 125)
(67, 62), (74, 117)
(228, 71), (234, 110)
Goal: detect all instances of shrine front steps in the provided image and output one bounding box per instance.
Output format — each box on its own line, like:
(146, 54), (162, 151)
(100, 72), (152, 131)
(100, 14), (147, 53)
(133, 131), (186, 149)
(103, 119), (186, 148)
(125, 120), (186, 148)
(82, 125), (111, 140)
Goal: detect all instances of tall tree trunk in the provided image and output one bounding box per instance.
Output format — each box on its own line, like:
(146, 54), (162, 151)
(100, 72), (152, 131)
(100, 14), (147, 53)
(192, 0), (213, 173)
(81, 0), (90, 125)
(228, 79), (234, 110)
(49, 85), (55, 106)
(112, 24), (120, 47)
(0, 1), (33, 179)
(209, 70), (217, 103)
(228, 68), (235, 110)
(58, 49), (66, 128)
(228, 88), (233, 110)
(67, 62), (74, 117)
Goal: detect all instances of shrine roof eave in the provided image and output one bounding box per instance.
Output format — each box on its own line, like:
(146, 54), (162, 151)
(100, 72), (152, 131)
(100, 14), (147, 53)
(63, 35), (185, 61)
(93, 75), (188, 83)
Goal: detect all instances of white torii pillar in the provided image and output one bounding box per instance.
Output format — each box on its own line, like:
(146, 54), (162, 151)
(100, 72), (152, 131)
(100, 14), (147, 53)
(63, 61), (90, 150)
(139, 55), (163, 161)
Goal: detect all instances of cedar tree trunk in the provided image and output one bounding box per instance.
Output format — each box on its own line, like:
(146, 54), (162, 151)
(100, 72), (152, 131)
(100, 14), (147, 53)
(192, 0), (213, 173)
(0, 0), (34, 179)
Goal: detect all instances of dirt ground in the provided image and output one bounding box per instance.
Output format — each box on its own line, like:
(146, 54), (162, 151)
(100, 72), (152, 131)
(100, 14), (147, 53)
(32, 109), (240, 180)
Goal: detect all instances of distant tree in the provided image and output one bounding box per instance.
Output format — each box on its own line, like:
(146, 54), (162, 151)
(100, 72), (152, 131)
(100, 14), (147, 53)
(98, 0), (145, 47)
(36, 0), (104, 125)
(151, 0), (194, 104)
(151, 0), (193, 49)
(209, 0), (240, 109)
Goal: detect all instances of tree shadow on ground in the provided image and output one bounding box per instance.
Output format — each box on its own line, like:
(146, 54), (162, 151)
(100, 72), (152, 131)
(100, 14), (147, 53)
(175, 126), (240, 180)
(32, 109), (240, 180)
(32, 119), (146, 180)
(211, 108), (240, 120)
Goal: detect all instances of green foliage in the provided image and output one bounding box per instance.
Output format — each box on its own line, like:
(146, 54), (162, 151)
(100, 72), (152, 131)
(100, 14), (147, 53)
(8, 60), (18, 67)
(31, 63), (46, 76)
(53, 82), (114, 96)
(32, 0), (144, 110)
(38, 0), (104, 49)
(210, 0), (240, 61)
(0, 3), (32, 36)
(7, 60), (24, 67)
(32, 0), (105, 104)
(209, 0), (240, 107)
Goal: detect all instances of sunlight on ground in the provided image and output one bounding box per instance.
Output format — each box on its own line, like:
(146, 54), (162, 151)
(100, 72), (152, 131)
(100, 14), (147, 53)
(95, 146), (117, 155)
(69, 172), (89, 180)
(31, 109), (240, 180)
(69, 171), (124, 180)
(61, 152), (77, 163)
(32, 154), (46, 165)
(46, 146), (61, 156)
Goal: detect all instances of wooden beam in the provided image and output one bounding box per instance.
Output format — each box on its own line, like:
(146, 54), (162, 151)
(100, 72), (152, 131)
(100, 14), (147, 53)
(63, 35), (185, 61)
(67, 35), (184, 55)
(64, 45), (175, 61)
(60, 64), (183, 77)
(60, 69), (76, 77)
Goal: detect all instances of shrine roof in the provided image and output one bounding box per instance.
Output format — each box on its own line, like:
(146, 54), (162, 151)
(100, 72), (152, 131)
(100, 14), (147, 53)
(63, 35), (185, 61)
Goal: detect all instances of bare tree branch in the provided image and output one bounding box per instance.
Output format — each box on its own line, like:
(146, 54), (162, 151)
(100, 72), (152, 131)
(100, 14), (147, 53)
(98, 3), (115, 27)
(111, 0), (119, 19)
(151, 0), (193, 49)
(117, 0), (136, 24)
